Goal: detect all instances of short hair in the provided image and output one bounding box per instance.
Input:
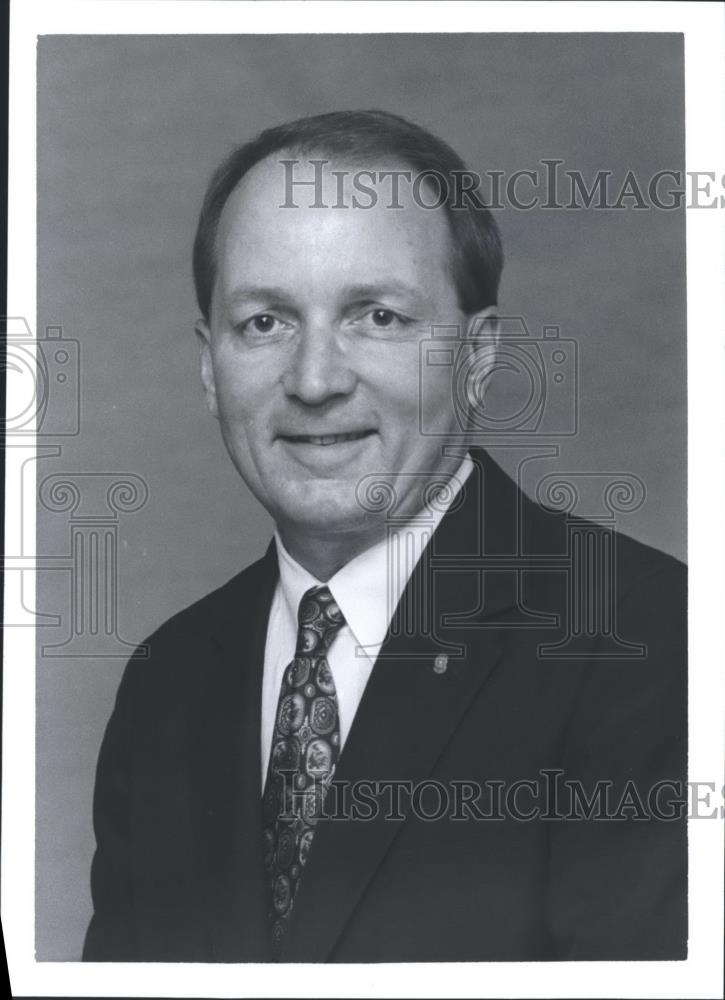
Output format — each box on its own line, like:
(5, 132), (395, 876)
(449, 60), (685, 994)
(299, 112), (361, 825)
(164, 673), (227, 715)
(192, 109), (503, 320)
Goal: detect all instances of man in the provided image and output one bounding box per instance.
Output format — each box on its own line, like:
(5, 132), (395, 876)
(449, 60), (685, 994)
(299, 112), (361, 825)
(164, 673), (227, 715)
(83, 110), (687, 962)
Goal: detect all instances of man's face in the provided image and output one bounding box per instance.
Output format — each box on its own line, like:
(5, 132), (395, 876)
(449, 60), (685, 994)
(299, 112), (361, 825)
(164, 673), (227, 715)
(197, 154), (491, 543)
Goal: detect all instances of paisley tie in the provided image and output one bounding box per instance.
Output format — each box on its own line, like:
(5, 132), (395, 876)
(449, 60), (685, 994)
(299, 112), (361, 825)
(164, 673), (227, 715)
(262, 584), (346, 952)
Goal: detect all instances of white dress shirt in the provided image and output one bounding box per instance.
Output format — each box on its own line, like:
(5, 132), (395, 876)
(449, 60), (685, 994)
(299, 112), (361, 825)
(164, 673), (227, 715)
(260, 454), (474, 785)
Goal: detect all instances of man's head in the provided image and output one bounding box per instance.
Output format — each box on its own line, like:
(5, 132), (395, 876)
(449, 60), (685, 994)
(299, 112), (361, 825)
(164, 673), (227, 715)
(193, 110), (503, 564)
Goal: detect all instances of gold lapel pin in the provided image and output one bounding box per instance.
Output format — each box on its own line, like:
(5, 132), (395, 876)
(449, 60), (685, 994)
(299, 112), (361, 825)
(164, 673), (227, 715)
(433, 654), (448, 674)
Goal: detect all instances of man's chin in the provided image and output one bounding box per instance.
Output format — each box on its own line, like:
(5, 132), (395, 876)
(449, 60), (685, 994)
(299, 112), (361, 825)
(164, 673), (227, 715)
(275, 491), (381, 539)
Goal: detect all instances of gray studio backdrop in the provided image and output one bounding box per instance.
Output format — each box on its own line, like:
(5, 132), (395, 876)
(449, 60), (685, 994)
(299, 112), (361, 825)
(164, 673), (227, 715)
(35, 34), (685, 959)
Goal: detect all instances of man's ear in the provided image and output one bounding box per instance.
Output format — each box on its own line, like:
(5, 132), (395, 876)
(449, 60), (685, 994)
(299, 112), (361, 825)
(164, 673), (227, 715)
(457, 306), (500, 434)
(466, 305), (500, 346)
(195, 319), (219, 419)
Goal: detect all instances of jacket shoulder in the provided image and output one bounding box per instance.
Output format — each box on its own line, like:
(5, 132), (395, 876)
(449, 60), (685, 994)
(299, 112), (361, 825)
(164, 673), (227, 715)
(602, 524), (686, 603)
(153, 549), (272, 641)
(117, 548), (275, 697)
(524, 484), (686, 594)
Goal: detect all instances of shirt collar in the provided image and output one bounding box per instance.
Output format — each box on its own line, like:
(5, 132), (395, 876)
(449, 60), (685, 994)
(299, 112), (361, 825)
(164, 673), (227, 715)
(274, 453), (474, 653)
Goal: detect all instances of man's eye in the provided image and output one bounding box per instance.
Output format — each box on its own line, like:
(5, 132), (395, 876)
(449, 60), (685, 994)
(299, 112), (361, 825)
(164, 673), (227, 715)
(372, 309), (396, 327)
(251, 314), (277, 333)
(360, 308), (409, 330)
(238, 313), (283, 336)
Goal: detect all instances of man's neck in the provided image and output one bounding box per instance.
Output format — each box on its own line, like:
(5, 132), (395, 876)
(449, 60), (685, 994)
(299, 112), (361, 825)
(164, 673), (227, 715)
(275, 453), (474, 581)
(275, 521), (386, 582)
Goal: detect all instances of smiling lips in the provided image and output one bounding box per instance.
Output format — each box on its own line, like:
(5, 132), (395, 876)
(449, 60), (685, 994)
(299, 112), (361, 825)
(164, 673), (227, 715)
(280, 430), (375, 446)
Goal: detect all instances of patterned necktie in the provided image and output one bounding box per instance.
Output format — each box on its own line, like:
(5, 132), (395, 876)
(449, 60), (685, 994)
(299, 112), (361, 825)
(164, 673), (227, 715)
(262, 583), (346, 952)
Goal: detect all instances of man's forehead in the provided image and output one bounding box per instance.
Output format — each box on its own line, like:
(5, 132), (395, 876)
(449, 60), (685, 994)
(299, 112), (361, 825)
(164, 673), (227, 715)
(211, 150), (459, 311)
(220, 149), (441, 219)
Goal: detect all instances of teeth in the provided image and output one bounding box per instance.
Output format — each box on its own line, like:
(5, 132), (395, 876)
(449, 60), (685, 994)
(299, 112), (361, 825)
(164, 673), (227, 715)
(292, 431), (369, 445)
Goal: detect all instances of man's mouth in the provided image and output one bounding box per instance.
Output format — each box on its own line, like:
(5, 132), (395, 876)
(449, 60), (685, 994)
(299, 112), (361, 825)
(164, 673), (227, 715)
(279, 430), (376, 446)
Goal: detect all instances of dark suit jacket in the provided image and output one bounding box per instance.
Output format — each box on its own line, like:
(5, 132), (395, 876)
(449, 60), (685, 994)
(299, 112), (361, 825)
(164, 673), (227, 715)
(83, 449), (687, 962)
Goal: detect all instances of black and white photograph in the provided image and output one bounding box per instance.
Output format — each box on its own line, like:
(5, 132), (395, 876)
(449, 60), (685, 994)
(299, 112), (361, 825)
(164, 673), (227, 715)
(2, 2), (724, 998)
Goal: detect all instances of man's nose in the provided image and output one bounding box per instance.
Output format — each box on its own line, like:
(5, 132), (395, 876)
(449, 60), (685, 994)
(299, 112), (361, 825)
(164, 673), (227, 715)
(281, 322), (357, 404)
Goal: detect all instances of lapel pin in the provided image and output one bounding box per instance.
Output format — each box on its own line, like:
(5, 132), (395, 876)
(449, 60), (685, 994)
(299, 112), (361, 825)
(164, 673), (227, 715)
(433, 654), (448, 674)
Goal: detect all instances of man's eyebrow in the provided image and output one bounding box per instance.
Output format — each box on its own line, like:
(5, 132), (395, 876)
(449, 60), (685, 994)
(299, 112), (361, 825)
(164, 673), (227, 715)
(226, 285), (291, 304)
(226, 281), (428, 305)
(340, 281), (426, 304)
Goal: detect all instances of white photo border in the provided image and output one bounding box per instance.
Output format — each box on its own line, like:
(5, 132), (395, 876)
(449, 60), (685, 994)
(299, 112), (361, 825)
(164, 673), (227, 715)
(4, 2), (724, 997)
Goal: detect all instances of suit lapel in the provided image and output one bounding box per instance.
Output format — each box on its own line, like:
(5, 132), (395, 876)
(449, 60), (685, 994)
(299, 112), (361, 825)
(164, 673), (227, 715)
(280, 451), (519, 962)
(191, 541), (279, 961)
